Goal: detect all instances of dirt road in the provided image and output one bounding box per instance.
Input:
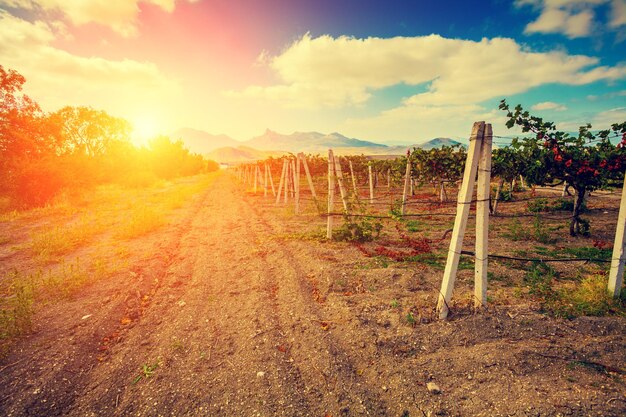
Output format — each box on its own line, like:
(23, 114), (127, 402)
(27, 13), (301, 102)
(1, 172), (624, 416)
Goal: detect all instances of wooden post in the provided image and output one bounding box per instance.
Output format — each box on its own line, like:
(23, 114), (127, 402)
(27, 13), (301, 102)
(519, 175), (526, 189)
(284, 160), (290, 203)
(300, 153), (317, 202)
(327, 150), (336, 239)
(475, 123), (492, 308)
(294, 155), (301, 214)
(608, 178), (626, 297)
(276, 160), (287, 205)
(253, 165), (258, 194)
(268, 164), (276, 196)
(562, 181), (567, 197)
(263, 164), (268, 197)
(334, 156), (349, 212)
(387, 169), (391, 189)
(493, 178), (504, 215)
(437, 121), (485, 319)
(368, 163), (374, 205)
(401, 150), (411, 215)
(349, 160), (359, 201)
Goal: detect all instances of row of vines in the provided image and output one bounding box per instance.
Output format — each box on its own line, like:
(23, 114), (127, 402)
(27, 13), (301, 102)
(233, 103), (626, 317)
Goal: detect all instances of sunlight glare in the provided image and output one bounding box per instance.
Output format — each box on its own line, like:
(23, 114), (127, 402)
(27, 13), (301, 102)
(131, 116), (161, 147)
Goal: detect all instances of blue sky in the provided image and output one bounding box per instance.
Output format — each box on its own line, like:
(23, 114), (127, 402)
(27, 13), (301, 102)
(0, 0), (624, 145)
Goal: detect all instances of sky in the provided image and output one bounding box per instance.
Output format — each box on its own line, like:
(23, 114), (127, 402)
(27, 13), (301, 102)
(0, 0), (625, 146)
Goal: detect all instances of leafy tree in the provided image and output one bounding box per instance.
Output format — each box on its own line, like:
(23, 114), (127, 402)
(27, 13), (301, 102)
(500, 99), (626, 236)
(53, 106), (131, 157)
(411, 145), (466, 201)
(0, 66), (66, 206)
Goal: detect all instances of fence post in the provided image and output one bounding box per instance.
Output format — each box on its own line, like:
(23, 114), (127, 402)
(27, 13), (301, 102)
(283, 159), (292, 204)
(263, 164), (268, 197)
(334, 156), (349, 212)
(608, 178), (626, 297)
(401, 150), (411, 215)
(254, 165), (259, 194)
(295, 155), (301, 214)
(475, 123), (492, 308)
(437, 121), (485, 319)
(300, 153), (318, 204)
(327, 149), (336, 239)
(349, 160), (359, 202)
(276, 159), (287, 205)
(267, 163), (276, 196)
(368, 163), (375, 205)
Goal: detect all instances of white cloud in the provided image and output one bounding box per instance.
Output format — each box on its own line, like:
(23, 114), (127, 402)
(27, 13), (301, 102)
(525, 7), (594, 38)
(0, 11), (178, 118)
(531, 101), (568, 111)
(610, 0), (626, 27)
(0, 0), (198, 36)
(228, 33), (626, 110)
(589, 106), (626, 126)
(517, 0), (626, 38)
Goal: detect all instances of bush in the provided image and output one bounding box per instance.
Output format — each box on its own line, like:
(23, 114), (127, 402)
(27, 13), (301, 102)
(334, 215), (382, 242)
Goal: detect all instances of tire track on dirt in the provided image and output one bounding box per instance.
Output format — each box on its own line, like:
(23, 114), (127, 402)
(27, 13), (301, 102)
(65, 173), (314, 416)
(239, 179), (390, 415)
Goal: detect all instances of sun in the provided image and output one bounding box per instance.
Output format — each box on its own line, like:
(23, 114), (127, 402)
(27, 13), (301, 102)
(131, 116), (161, 147)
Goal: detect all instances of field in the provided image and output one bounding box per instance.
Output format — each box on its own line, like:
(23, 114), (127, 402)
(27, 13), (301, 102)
(0, 170), (625, 416)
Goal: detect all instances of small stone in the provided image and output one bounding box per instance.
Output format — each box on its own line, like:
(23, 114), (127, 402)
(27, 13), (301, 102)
(177, 300), (186, 307)
(256, 371), (265, 378)
(426, 382), (441, 394)
(81, 314), (92, 320)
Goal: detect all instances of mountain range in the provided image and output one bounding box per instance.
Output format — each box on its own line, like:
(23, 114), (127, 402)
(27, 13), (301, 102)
(170, 127), (463, 163)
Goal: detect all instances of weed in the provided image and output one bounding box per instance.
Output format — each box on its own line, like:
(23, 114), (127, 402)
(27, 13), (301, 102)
(117, 205), (165, 239)
(405, 220), (422, 232)
(524, 262), (559, 302)
(505, 216), (556, 244)
(406, 252), (445, 269)
(528, 197), (586, 214)
(562, 246), (611, 265)
(40, 258), (89, 299)
(559, 275), (620, 317)
(133, 358), (162, 384)
(405, 311), (416, 326)
(505, 218), (528, 241)
(487, 271), (513, 286)
(30, 214), (103, 259)
(532, 216), (556, 244)
(334, 215), (382, 242)
(0, 272), (35, 342)
(390, 299), (400, 309)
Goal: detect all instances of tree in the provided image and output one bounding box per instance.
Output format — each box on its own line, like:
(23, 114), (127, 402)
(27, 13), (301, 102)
(0, 66), (66, 206)
(500, 99), (626, 236)
(411, 145), (466, 201)
(53, 106), (131, 157)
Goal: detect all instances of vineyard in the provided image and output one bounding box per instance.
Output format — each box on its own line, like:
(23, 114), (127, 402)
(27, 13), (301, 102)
(234, 117), (626, 321)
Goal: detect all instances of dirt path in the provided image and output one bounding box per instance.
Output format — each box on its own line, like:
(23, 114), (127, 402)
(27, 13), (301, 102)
(1, 173), (625, 416)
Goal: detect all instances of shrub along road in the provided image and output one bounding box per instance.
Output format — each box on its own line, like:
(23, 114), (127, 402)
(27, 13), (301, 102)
(0, 172), (624, 416)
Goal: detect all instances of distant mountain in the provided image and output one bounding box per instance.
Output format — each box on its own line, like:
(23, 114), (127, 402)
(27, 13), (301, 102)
(245, 129), (387, 153)
(172, 127), (465, 161)
(416, 137), (464, 150)
(206, 146), (287, 164)
(171, 128), (240, 154)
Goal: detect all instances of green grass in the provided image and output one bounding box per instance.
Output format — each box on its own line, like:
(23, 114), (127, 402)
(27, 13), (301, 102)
(116, 205), (165, 239)
(30, 214), (104, 260)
